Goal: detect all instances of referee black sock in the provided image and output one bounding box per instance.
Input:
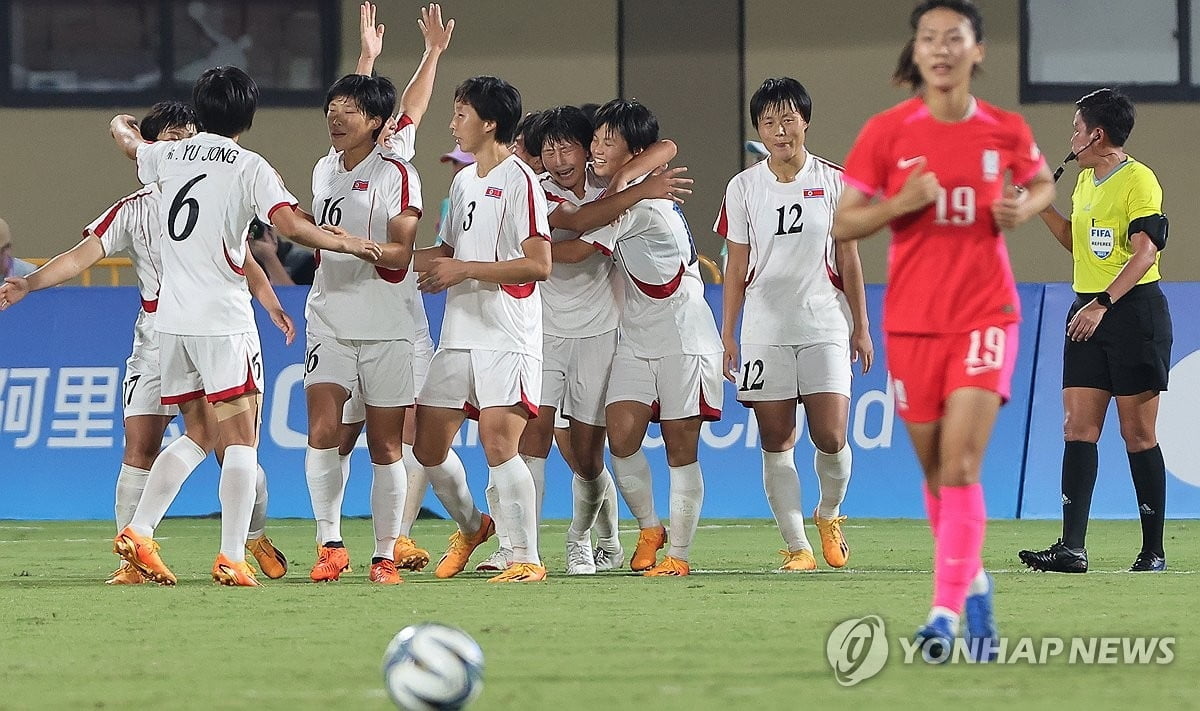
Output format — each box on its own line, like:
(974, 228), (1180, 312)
(1128, 445), (1167, 557)
(1061, 440), (1099, 550)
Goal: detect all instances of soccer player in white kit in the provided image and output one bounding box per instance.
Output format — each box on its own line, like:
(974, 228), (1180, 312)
(412, 75), (552, 583)
(556, 100), (723, 577)
(109, 67), (382, 586)
(0, 102), (292, 584)
(716, 78), (873, 572)
(302, 72), (423, 586)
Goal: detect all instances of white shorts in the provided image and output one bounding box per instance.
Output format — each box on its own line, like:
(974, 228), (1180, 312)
(122, 312), (178, 418)
(736, 341), (852, 403)
(418, 348), (541, 420)
(304, 332), (415, 409)
(159, 331), (263, 405)
(541, 330), (617, 427)
(605, 343), (723, 422)
(340, 332), (433, 423)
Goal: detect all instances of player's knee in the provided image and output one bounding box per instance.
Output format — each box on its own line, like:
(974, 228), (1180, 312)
(366, 437), (404, 465)
(1118, 422), (1157, 452)
(307, 420), (342, 449)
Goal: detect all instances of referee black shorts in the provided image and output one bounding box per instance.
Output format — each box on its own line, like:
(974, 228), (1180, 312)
(1062, 282), (1172, 396)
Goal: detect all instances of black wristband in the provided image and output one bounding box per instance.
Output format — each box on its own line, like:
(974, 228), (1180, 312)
(1096, 291), (1113, 309)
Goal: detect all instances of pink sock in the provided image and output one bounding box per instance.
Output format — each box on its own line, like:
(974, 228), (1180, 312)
(922, 481), (940, 538)
(932, 483), (986, 614)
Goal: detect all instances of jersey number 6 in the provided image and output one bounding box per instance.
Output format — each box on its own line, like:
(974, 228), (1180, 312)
(168, 174), (208, 241)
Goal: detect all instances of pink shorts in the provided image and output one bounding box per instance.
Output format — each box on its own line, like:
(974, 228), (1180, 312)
(886, 323), (1019, 424)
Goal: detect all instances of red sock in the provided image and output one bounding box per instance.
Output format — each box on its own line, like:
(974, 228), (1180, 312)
(932, 483), (986, 614)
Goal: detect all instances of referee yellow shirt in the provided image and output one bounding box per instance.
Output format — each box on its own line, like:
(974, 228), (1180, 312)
(1070, 157), (1163, 293)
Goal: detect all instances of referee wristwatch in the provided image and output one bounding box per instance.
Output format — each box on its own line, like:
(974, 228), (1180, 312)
(1095, 291), (1113, 310)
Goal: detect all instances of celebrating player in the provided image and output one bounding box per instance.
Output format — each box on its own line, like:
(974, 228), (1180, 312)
(832, 0), (1054, 659)
(717, 77), (872, 572)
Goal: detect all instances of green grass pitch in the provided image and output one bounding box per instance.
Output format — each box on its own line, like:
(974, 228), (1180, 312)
(1, 518), (1195, 710)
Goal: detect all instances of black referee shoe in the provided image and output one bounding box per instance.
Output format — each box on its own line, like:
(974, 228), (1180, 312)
(1018, 539), (1088, 573)
(1129, 551), (1166, 572)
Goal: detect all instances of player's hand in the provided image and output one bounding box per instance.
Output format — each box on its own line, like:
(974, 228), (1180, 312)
(1067, 300), (1107, 342)
(721, 335), (740, 384)
(110, 114), (138, 136)
(418, 257), (471, 293)
(639, 166), (693, 204)
(0, 277), (30, 310)
(851, 327), (874, 375)
(377, 115), (398, 148)
(419, 4), (455, 54)
(893, 158), (940, 215)
(359, 2), (384, 62)
(991, 184), (1026, 230)
(270, 307), (296, 346)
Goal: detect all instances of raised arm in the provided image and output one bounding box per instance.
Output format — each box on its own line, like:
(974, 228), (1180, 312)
(399, 4), (454, 129)
(0, 237), (105, 309)
(609, 139), (677, 193)
(355, 2), (384, 75)
(110, 115), (145, 161)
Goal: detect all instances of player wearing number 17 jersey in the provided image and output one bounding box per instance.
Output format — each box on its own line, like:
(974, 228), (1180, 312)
(833, 0), (1055, 662)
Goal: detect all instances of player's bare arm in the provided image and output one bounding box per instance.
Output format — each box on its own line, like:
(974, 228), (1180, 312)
(374, 210), (420, 270)
(832, 159), (940, 242)
(834, 240), (874, 374)
(608, 139), (678, 193)
(354, 2), (384, 75)
(549, 237), (600, 265)
(551, 166), (692, 234)
(1038, 202), (1073, 252)
(412, 242), (453, 273)
(991, 166), (1055, 231)
(0, 236), (105, 309)
(720, 240), (750, 383)
(271, 205), (382, 262)
(357, 3), (453, 133)
(418, 236), (550, 294)
(243, 251), (295, 345)
(110, 114), (146, 161)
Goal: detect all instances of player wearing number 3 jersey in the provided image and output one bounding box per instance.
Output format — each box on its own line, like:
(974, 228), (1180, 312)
(833, 0), (1054, 663)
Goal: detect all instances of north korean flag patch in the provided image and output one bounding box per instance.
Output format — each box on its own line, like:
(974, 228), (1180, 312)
(353, 180), (369, 191)
(803, 188), (825, 198)
(485, 186), (503, 199)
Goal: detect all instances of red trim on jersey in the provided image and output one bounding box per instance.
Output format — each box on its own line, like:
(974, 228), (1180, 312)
(715, 200), (729, 237)
(521, 168), (549, 241)
(206, 363), (259, 403)
(141, 298), (158, 313)
(223, 243), (246, 276)
(812, 156), (845, 172)
(591, 241), (612, 257)
(745, 267), (756, 288)
(825, 254), (844, 292)
(90, 189), (153, 237)
(380, 154), (415, 214)
(501, 282), (536, 298)
(314, 249), (321, 267)
(699, 390), (722, 422)
(630, 262), (685, 299)
(396, 113), (414, 130)
(161, 389), (205, 405)
(463, 402), (481, 420)
(267, 202), (297, 220)
(375, 266), (409, 283)
(544, 191), (568, 204)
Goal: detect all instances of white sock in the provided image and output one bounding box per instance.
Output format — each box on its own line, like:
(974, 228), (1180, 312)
(128, 436), (207, 536)
(485, 477), (513, 550)
(763, 448), (811, 553)
(815, 444), (852, 519)
(114, 464), (150, 533)
(612, 449), (659, 529)
(425, 453), (482, 534)
(218, 445), (257, 562)
(305, 446), (344, 545)
(666, 461), (704, 560)
(568, 474), (606, 542)
(371, 459), (406, 560)
(928, 606), (961, 634)
(521, 455), (547, 526)
(491, 455), (540, 565)
(593, 468), (620, 543)
(247, 465), (268, 540)
(399, 443), (429, 538)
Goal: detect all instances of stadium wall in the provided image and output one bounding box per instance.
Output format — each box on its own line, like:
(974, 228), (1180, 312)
(4, 284), (1199, 521)
(1, 1), (1196, 286)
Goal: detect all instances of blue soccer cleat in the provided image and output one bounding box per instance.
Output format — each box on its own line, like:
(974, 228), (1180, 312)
(914, 615), (956, 664)
(964, 572), (999, 662)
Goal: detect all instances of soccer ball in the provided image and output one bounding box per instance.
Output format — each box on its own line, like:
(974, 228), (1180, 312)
(382, 623), (485, 710)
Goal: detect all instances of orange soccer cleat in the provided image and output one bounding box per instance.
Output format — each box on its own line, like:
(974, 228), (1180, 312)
(212, 553), (262, 587)
(393, 536), (431, 572)
(643, 555), (690, 577)
(777, 549), (817, 572)
(487, 562), (547, 583)
(369, 559), (403, 585)
(630, 525), (667, 572)
(813, 509), (850, 568)
(104, 561), (146, 585)
(113, 527), (176, 585)
(433, 514), (495, 579)
(310, 545), (351, 582)
(246, 535), (288, 579)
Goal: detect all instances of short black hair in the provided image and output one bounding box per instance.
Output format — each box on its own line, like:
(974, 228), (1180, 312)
(453, 76), (523, 145)
(325, 73), (397, 141)
(140, 100), (196, 142)
(193, 66), (258, 137)
(527, 106), (591, 156)
(578, 103), (601, 126)
(514, 110), (545, 146)
(1076, 87), (1135, 147)
(893, 0), (985, 90)
(750, 77), (812, 127)
(593, 99), (659, 153)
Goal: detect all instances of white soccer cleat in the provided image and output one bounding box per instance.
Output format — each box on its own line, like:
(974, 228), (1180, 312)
(474, 547), (514, 572)
(593, 538), (625, 571)
(566, 540), (597, 575)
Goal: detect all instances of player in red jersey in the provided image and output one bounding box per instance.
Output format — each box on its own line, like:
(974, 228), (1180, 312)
(832, 0), (1054, 662)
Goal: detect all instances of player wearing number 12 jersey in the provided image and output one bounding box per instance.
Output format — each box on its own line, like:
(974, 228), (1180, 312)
(833, 0), (1054, 662)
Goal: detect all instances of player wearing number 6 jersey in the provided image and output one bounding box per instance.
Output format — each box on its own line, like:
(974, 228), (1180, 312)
(833, 0), (1054, 662)
(110, 66), (382, 586)
(717, 78), (873, 573)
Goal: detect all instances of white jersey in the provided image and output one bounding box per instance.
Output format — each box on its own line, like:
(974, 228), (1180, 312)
(581, 198), (721, 359)
(715, 155), (850, 345)
(541, 164), (620, 338)
(306, 146), (423, 341)
(384, 113), (416, 162)
(84, 186), (163, 310)
(438, 154), (550, 357)
(136, 133), (297, 336)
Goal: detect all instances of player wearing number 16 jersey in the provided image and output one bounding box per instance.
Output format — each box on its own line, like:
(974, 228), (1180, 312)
(833, 0), (1055, 663)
